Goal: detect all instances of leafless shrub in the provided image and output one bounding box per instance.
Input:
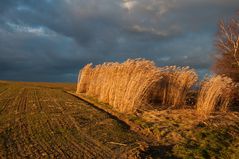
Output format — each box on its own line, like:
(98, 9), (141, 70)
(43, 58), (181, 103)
(213, 14), (239, 82)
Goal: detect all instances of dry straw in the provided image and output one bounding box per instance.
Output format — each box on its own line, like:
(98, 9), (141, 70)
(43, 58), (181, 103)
(159, 66), (198, 108)
(196, 75), (237, 117)
(77, 59), (198, 114)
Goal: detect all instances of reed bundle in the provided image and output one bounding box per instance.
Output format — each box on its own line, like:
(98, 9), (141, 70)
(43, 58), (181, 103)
(196, 75), (237, 116)
(77, 59), (198, 114)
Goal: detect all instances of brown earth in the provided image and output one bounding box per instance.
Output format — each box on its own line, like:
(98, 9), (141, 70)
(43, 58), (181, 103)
(0, 81), (159, 159)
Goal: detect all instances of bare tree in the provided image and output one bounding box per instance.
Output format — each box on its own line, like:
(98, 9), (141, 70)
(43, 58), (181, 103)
(213, 13), (239, 82)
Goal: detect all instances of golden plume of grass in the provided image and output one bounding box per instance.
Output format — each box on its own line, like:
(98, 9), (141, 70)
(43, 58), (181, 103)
(196, 75), (237, 117)
(76, 63), (93, 94)
(160, 66), (198, 108)
(136, 66), (198, 109)
(76, 59), (198, 113)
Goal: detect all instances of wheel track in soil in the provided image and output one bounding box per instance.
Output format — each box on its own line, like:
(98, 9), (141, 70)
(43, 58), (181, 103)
(0, 87), (20, 114)
(32, 88), (110, 158)
(2, 88), (30, 158)
(39, 89), (115, 158)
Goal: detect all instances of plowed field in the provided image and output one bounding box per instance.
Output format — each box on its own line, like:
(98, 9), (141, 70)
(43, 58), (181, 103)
(0, 82), (149, 158)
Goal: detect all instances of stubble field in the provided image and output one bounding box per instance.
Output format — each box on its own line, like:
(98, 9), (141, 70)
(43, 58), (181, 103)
(0, 81), (150, 158)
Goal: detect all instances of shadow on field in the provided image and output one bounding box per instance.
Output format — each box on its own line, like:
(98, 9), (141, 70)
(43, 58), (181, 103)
(143, 145), (180, 159)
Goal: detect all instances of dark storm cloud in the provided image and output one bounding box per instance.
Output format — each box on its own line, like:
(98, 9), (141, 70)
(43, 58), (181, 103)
(0, 0), (239, 82)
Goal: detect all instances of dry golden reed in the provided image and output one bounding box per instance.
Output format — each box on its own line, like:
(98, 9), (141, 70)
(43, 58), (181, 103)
(159, 66), (198, 108)
(196, 75), (237, 117)
(77, 59), (198, 114)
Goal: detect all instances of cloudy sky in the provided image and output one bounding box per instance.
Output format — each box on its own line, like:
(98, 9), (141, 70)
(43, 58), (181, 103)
(0, 0), (239, 82)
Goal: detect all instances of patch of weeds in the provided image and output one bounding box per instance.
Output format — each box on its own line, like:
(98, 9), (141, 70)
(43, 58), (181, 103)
(137, 121), (154, 129)
(128, 114), (138, 121)
(160, 128), (170, 137)
(172, 127), (238, 159)
(0, 126), (16, 154)
(152, 126), (160, 134)
(132, 119), (153, 130)
(132, 118), (143, 125)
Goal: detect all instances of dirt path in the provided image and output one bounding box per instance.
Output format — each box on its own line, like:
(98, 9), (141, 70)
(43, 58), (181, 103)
(0, 83), (147, 158)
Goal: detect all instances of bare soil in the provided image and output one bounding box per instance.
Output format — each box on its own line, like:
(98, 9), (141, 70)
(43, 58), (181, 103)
(0, 81), (154, 158)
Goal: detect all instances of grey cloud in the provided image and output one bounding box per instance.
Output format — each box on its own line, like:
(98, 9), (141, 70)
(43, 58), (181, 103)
(0, 0), (239, 82)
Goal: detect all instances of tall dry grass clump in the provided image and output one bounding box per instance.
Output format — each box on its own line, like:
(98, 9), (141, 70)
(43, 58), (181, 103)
(77, 64), (93, 93)
(77, 59), (198, 114)
(159, 66), (198, 108)
(196, 75), (237, 117)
